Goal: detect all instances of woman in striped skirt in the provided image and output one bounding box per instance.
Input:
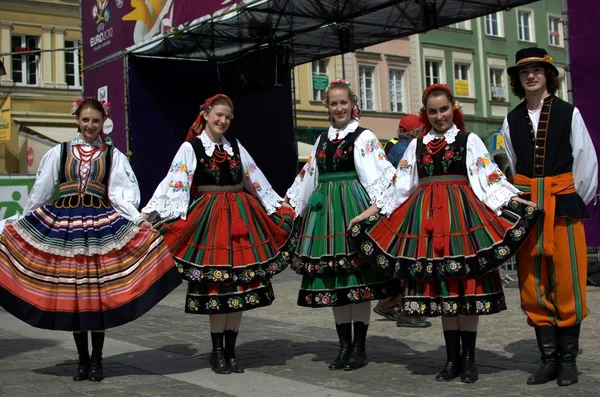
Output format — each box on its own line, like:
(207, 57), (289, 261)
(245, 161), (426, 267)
(348, 84), (541, 383)
(141, 94), (294, 375)
(283, 79), (397, 371)
(0, 98), (182, 382)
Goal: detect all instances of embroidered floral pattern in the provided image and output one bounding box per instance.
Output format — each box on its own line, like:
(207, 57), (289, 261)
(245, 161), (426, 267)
(227, 296), (244, 309)
(469, 154), (494, 177)
(187, 298), (201, 312)
(347, 286), (373, 302)
(420, 154), (435, 176)
(245, 293), (260, 305)
(168, 179), (190, 192)
(397, 159), (412, 175)
(487, 172), (501, 186)
(511, 226), (526, 241)
(494, 245), (510, 260)
(360, 139), (379, 157)
(440, 147), (463, 173)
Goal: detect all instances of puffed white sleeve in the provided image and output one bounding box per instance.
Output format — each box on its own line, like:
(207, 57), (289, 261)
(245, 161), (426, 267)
(238, 140), (283, 215)
(21, 144), (62, 215)
(570, 108), (598, 205)
(500, 117), (517, 175)
(375, 138), (420, 216)
(467, 133), (520, 214)
(285, 136), (320, 216)
(353, 129), (397, 205)
(141, 141), (197, 220)
(108, 148), (144, 225)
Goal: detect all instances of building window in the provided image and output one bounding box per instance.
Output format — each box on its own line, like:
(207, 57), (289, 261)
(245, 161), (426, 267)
(389, 69), (405, 113)
(449, 21), (469, 30)
(454, 63), (471, 97)
(311, 59), (329, 101)
(556, 77), (567, 100)
(517, 10), (533, 42)
(65, 40), (81, 87)
(11, 35), (39, 85)
(485, 13), (501, 37)
(489, 68), (505, 101)
(548, 16), (562, 47)
(358, 65), (375, 111)
(425, 60), (442, 87)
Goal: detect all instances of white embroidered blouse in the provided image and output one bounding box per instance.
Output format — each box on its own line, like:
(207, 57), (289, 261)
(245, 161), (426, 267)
(377, 124), (520, 216)
(20, 134), (144, 225)
(286, 119), (396, 216)
(142, 131), (283, 220)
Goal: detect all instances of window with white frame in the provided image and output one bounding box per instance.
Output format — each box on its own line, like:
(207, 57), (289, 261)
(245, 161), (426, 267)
(454, 63), (471, 97)
(358, 65), (376, 111)
(389, 69), (405, 113)
(485, 13), (501, 37)
(548, 16), (562, 47)
(311, 59), (329, 101)
(65, 40), (81, 87)
(425, 60), (442, 87)
(449, 21), (469, 30)
(517, 10), (534, 42)
(489, 68), (505, 100)
(11, 35), (39, 85)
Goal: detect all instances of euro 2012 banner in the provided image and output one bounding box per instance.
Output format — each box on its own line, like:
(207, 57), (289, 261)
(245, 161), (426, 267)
(82, 0), (243, 68)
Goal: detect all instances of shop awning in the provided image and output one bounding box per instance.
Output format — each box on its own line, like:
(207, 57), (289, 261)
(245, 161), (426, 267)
(18, 124), (76, 144)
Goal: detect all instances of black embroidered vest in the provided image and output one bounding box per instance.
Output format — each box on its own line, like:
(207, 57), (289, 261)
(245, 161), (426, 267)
(315, 127), (365, 174)
(416, 131), (469, 178)
(188, 137), (243, 186)
(507, 95), (588, 219)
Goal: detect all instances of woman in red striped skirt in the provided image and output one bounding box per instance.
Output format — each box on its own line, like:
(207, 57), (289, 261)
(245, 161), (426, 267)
(348, 84), (541, 383)
(141, 94), (294, 375)
(0, 99), (182, 382)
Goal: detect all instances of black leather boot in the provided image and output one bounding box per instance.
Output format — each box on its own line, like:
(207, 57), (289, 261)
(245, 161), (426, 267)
(210, 332), (231, 374)
(557, 325), (580, 386)
(72, 332), (90, 381)
(343, 322), (368, 371)
(435, 330), (461, 381)
(224, 330), (244, 373)
(460, 331), (478, 383)
(328, 323), (352, 370)
(89, 332), (105, 382)
(527, 326), (560, 385)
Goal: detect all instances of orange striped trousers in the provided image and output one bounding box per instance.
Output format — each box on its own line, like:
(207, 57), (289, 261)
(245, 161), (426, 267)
(517, 217), (588, 328)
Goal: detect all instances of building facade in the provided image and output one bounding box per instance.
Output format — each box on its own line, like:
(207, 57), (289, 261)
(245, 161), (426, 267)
(0, 0), (81, 176)
(416, 0), (567, 149)
(293, 37), (417, 150)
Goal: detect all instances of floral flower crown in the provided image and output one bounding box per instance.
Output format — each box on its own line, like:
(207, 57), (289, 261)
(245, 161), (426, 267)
(71, 98), (111, 116)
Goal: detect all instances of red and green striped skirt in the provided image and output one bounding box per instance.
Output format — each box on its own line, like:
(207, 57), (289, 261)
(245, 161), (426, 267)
(157, 184), (294, 314)
(286, 172), (393, 308)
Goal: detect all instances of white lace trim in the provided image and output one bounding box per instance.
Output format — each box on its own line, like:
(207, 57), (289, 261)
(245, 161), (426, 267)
(199, 131), (234, 157)
(143, 194), (190, 220)
(327, 119), (359, 140)
(423, 124), (459, 145)
(260, 188), (283, 215)
(367, 165), (396, 205)
(12, 221), (140, 258)
(484, 181), (521, 214)
(286, 180), (307, 217)
(377, 182), (408, 216)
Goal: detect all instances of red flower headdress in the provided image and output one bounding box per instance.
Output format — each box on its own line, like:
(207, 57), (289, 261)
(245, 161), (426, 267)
(71, 98), (111, 116)
(418, 84), (466, 134)
(186, 94), (234, 140)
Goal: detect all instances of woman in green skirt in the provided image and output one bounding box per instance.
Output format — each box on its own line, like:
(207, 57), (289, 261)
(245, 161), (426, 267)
(283, 79), (396, 371)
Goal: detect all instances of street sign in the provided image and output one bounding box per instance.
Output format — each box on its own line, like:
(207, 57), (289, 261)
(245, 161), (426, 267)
(312, 74), (329, 91)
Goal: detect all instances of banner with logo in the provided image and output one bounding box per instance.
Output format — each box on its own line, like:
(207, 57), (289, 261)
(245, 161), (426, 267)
(0, 97), (11, 143)
(82, 0), (243, 67)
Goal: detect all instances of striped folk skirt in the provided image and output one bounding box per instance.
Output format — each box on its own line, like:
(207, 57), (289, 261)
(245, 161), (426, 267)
(286, 172), (393, 308)
(157, 184), (294, 314)
(0, 194), (181, 331)
(350, 175), (540, 316)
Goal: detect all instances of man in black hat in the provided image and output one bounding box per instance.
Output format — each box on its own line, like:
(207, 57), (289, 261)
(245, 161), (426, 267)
(501, 47), (598, 387)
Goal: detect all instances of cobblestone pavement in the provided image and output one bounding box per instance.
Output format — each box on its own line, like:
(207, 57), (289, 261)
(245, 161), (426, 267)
(1, 272), (599, 397)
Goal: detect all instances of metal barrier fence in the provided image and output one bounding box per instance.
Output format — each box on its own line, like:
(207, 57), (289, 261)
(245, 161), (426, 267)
(499, 257), (518, 284)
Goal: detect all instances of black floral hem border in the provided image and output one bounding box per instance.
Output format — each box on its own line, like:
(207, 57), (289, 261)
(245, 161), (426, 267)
(175, 250), (290, 284)
(296, 282), (392, 308)
(349, 201), (541, 280)
(402, 292), (507, 317)
(184, 288), (275, 314)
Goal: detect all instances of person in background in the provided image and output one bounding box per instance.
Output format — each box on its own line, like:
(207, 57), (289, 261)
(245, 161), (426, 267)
(375, 114), (431, 328)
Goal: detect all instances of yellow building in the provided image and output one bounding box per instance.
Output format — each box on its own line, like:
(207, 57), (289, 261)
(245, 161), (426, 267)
(0, 0), (81, 176)
(292, 37), (418, 161)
